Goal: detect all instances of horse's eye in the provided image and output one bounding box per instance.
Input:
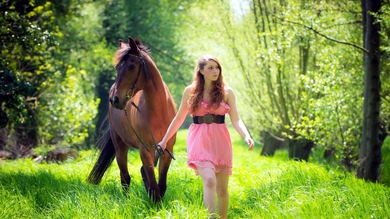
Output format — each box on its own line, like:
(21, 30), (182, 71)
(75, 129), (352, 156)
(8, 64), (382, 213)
(128, 65), (135, 71)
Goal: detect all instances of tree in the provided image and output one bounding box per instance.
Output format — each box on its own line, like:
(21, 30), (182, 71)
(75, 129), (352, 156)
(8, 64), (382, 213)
(1, 0), (106, 152)
(357, 0), (382, 182)
(223, 0), (364, 163)
(0, 0), (56, 151)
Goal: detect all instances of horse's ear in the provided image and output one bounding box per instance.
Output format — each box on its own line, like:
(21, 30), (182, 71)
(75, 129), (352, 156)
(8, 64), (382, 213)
(128, 37), (140, 54)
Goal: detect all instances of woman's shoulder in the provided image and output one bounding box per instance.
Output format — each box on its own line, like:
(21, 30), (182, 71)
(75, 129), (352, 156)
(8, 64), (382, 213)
(185, 84), (194, 90)
(182, 85), (194, 100)
(223, 86), (235, 101)
(224, 85), (234, 93)
(184, 85), (193, 94)
(224, 86), (234, 97)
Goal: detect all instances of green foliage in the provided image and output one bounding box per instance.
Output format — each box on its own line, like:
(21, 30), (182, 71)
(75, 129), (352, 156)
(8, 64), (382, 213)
(1, 129), (389, 218)
(378, 3), (390, 132)
(291, 41), (363, 165)
(37, 1), (112, 146)
(0, 69), (34, 128)
(38, 66), (99, 146)
(379, 137), (390, 186)
(0, 0), (54, 130)
(0, 0), (115, 150)
(298, 2), (365, 168)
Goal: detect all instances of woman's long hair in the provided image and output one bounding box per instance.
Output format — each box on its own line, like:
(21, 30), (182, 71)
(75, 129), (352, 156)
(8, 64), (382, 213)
(188, 55), (225, 114)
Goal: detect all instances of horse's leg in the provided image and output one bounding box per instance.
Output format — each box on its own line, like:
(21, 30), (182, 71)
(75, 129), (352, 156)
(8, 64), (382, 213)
(111, 132), (131, 190)
(140, 147), (160, 202)
(140, 165), (148, 191)
(158, 148), (173, 198)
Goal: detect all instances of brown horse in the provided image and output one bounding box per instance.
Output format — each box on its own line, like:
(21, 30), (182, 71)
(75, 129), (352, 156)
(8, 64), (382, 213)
(87, 37), (177, 202)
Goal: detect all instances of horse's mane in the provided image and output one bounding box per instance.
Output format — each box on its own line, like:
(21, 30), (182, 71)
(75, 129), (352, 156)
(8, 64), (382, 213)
(134, 38), (151, 56)
(113, 38), (152, 66)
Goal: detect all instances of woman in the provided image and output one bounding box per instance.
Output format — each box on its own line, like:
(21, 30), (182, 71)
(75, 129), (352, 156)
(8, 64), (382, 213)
(158, 54), (254, 219)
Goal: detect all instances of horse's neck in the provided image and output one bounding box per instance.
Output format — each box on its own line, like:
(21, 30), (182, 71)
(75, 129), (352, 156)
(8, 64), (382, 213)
(143, 61), (169, 110)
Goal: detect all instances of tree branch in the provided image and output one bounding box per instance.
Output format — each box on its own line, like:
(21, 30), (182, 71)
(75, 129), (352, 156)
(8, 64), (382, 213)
(274, 16), (369, 54)
(381, 94), (390, 104)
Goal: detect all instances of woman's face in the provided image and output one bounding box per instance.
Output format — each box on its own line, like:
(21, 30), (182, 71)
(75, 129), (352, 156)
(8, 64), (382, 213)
(200, 60), (220, 82)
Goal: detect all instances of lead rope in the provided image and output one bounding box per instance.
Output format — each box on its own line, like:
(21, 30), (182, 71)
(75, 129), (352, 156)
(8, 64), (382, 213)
(123, 108), (149, 153)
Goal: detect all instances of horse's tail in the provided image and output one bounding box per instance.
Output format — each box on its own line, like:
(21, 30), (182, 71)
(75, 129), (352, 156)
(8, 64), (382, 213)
(87, 126), (116, 185)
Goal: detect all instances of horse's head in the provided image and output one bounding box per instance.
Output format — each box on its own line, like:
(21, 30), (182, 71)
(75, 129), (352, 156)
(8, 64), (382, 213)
(110, 37), (150, 110)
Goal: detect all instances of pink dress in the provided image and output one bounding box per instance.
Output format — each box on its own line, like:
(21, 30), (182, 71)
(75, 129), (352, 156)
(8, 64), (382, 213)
(186, 100), (233, 175)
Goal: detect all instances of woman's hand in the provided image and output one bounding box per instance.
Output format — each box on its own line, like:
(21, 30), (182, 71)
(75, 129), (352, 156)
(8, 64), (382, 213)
(154, 141), (167, 167)
(157, 141), (167, 151)
(154, 141), (175, 166)
(245, 136), (255, 150)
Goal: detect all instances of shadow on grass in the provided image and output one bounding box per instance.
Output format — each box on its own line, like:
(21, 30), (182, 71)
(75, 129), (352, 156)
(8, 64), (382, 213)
(0, 168), (161, 213)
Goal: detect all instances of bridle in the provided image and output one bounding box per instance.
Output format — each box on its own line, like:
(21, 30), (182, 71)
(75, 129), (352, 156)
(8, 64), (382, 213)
(118, 51), (175, 166)
(124, 52), (149, 100)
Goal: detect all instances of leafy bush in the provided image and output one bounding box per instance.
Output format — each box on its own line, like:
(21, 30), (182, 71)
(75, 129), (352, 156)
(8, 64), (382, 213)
(379, 136), (390, 186)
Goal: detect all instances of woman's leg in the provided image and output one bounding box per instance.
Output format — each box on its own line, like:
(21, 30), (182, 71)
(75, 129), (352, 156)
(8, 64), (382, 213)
(197, 167), (217, 216)
(216, 173), (230, 219)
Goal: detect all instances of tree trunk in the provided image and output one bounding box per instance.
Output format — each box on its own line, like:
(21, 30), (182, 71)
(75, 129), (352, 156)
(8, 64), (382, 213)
(357, 0), (382, 182)
(95, 70), (114, 138)
(288, 138), (314, 162)
(260, 131), (284, 156)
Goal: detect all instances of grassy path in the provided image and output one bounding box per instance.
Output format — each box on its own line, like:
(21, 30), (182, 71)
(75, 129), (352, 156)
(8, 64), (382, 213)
(1, 129), (389, 218)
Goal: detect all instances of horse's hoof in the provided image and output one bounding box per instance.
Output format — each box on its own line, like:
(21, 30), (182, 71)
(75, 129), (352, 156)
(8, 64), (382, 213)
(148, 189), (161, 203)
(121, 184), (130, 192)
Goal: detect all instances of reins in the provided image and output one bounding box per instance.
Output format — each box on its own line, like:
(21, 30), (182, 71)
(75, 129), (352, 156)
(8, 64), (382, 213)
(122, 52), (175, 166)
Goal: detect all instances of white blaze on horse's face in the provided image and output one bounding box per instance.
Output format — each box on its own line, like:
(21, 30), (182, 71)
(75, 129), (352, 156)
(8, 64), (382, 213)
(114, 61), (128, 95)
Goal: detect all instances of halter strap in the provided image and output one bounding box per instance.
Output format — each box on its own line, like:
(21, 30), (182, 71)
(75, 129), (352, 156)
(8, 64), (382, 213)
(125, 53), (148, 100)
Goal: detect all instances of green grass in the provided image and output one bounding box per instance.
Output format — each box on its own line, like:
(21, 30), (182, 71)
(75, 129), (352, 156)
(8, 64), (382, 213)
(1, 129), (389, 219)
